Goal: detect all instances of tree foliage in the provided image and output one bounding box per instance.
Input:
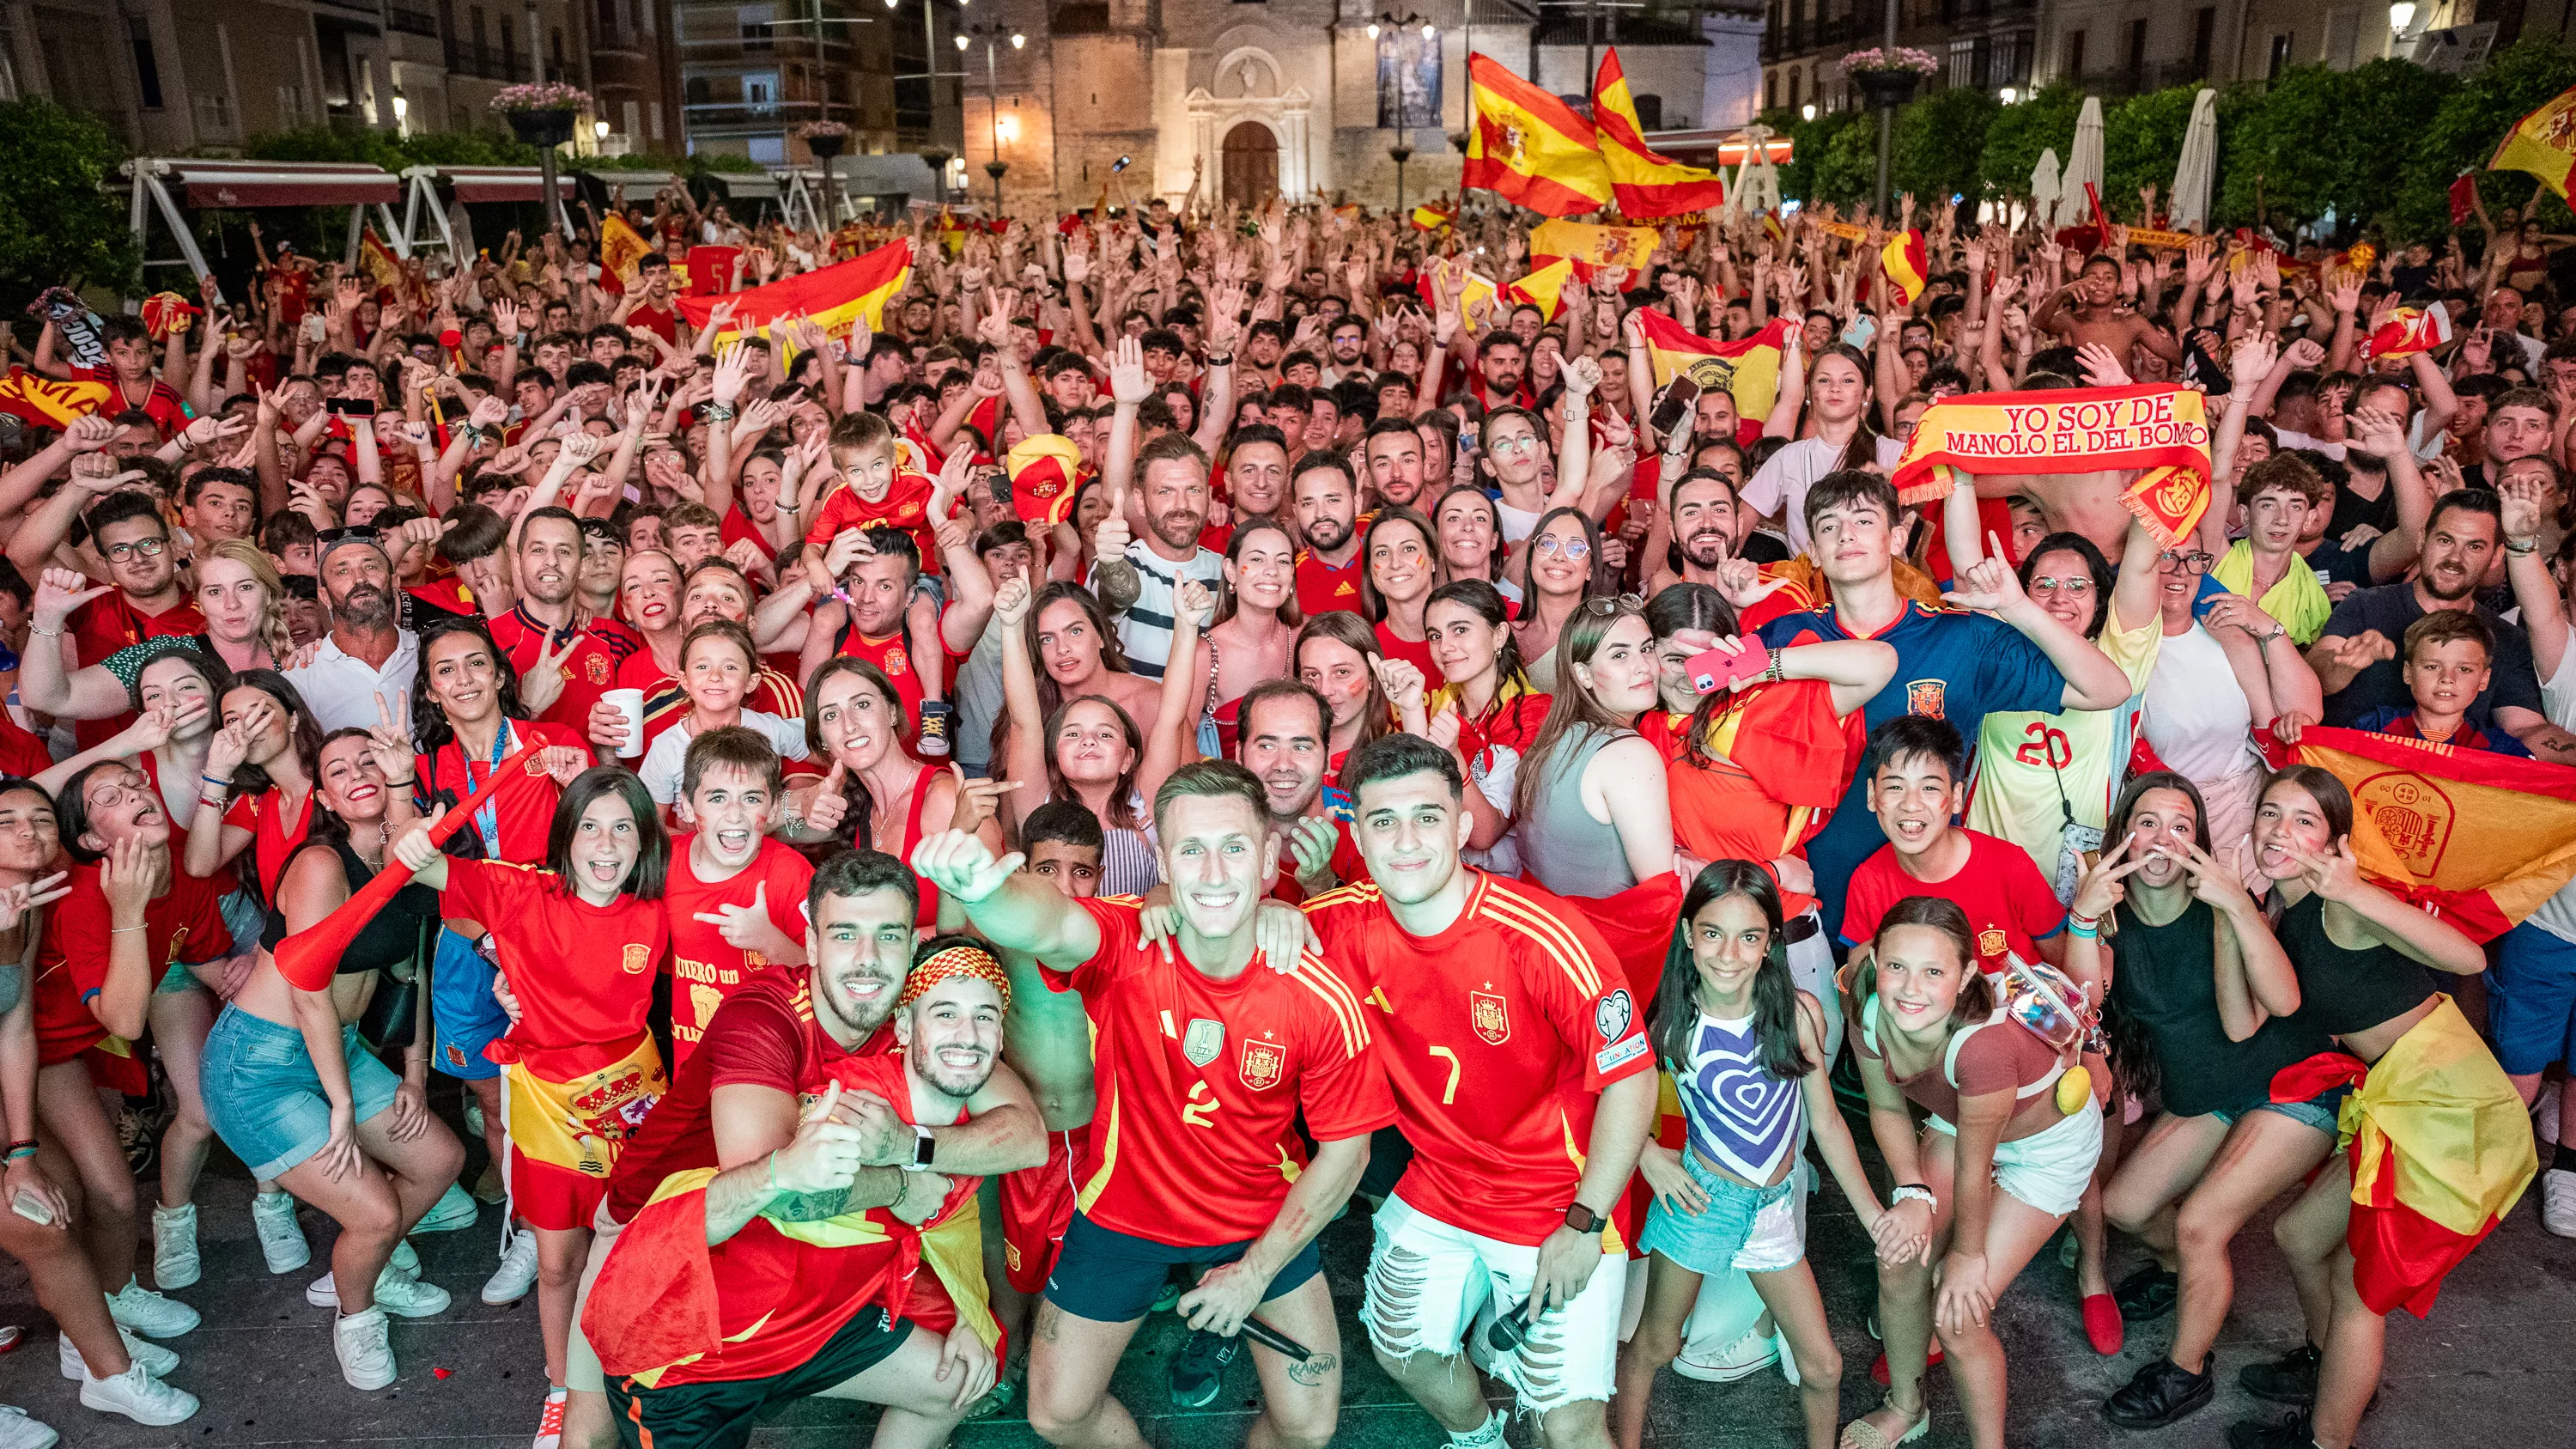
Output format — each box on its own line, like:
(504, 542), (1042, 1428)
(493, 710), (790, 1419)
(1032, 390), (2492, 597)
(1755, 40), (2576, 244)
(0, 98), (141, 317)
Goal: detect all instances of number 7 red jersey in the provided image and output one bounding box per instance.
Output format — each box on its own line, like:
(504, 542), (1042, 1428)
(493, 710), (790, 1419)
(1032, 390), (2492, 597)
(1301, 870), (1652, 1247)
(1042, 897), (1396, 1247)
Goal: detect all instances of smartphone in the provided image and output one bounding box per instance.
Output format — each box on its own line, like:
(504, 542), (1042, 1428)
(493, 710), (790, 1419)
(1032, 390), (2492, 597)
(325, 398), (377, 418)
(1842, 315), (1879, 350)
(11, 1189), (51, 1227)
(1459, 423), (1479, 455)
(1649, 377), (1703, 439)
(1686, 637), (1771, 695)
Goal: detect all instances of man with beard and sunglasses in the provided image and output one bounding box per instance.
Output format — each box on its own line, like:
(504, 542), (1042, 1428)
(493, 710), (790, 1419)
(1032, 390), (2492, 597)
(562, 853), (1044, 1449)
(2310, 490), (2576, 760)
(285, 533), (421, 732)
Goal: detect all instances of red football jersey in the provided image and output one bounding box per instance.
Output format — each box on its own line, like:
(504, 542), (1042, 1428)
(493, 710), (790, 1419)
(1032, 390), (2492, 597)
(1839, 829), (2067, 980)
(66, 594), (202, 751)
(1301, 870), (1650, 1246)
(1046, 897), (1394, 1246)
(662, 835), (816, 1066)
(221, 787), (314, 903)
(802, 472), (941, 573)
(33, 858), (228, 1064)
(488, 606), (640, 736)
(413, 720), (592, 866)
(442, 857), (668, 1080)
(1375, 623), (1446, 689)
(1293, 551), (1364, 619)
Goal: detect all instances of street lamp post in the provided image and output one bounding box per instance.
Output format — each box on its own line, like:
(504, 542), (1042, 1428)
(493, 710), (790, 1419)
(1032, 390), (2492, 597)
(963, 24), (1026, 216)
(1390, 143), (1413, 214)
(1875, 0), (1898, 215)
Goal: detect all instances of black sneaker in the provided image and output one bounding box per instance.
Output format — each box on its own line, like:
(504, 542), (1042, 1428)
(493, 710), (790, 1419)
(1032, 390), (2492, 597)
(2239, 1342), (2321, 1407)
(2113, 1263), (2179, 1322)
(1168, 1329), (1242, 1409)
(2104, 1355), (2215, 1429)
(2227, 1409), (2312, 1449)
(917, 700), (953, 758)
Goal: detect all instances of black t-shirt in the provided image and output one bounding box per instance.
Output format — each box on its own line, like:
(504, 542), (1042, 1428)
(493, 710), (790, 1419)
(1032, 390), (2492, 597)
(2325, 476), (2397, 542)
(2318, 584), (2542, 728)
(1739, 530), (1792, 565)
(2110, 898), (2333, 1117)
(2300, 537), (2377, 592)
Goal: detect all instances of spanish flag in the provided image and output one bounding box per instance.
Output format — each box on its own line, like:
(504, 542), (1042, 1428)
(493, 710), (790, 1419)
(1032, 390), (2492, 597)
(2269, 725), (2576, 941)
(356, 228), (408, 304)
(1463, 52), (1614, 218)
(2490, 82), (2576, 200)
(598, 212), (653, 295)
(1500, 259), (1577, 323)
(1634, 311), (1792, 429)
(2369, 304), (2455, 360)
(1410, 199), (1455, 234)
(1528, 217), (1661, 274)
(1590, 49), (1725, 216)
(676, 238), (914, 348)
(1882, 228), (1930, 307)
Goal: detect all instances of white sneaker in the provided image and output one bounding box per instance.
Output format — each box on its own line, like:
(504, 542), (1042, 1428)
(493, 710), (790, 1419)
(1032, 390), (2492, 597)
(2538, 1088), (2561, 1147)
(78, 1361), (198, 1426)
(251, 1190), (311, 1274)
(335, 1306), (396, 1391)
(105, 1279), (197, 1339)
(308, 1263), (452, 1318)
(482, 1227), (540, 1306)
(0, 1406), (58, 1449)
(465, 1098), (486, 1139)
(149, 1203), (199, 1290)
(390, 1238), (421, 1277)
(414, 1182), (481, 1234)
(1671, 1322), (1781, 1383)
(532, 1386), (568, 1449)
(56, 1328), (177, 1381)
(2541, 1166), (2576, 1239)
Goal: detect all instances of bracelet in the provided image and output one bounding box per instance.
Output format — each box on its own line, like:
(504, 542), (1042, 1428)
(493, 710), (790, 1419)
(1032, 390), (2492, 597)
(2507, 535), (2541, 556)
(1889, 1184), (1936, 1209)
(2068, 910), (2099, 928)
(4, 1140), (34, 1160)
(1204, 350), (1235, 367)
(2069, 920), (2100, 940)
(111, 925), (145, 935)
(704, 403), (737, 423)
(1763, 650), (1785, 685)
(27, 625), (58, 639)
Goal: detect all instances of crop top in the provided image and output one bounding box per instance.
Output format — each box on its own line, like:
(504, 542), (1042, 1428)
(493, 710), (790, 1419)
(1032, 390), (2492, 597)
(260, 837), (440, 976)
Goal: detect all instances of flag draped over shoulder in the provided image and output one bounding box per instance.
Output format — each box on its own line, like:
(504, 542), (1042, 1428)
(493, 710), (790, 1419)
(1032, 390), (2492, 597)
(677, 239), (914, 346)
(1463, 52), (1613, 217)
(1634, 311), (1791, 428)
(1590, 49), (1725, 216)
(2490, 83), (2576, 201)
(598, 213), (653, 295)
(0, 368), (111, 429)
(1890, 385), (2214, 548)
(2267, 726), (2576, 941)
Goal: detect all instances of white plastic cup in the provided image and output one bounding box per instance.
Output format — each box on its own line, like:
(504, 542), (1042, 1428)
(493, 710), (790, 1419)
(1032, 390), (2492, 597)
(601, 688), (646, 759)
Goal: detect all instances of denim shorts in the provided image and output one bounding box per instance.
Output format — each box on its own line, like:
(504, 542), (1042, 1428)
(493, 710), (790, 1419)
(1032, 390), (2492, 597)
(2214, 1081), (2351, 1137)
(202, 1003), (402, 1181)
(1636, 1154), (1804, 1276)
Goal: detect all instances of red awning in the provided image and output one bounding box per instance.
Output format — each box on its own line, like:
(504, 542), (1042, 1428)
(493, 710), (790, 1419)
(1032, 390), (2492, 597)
(1643, 131), (1795, 167)
(143, 159), (402, 209)
(435, 167), (578, 204)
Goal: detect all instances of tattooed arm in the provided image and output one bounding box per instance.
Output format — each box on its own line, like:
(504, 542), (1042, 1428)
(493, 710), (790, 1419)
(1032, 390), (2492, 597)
(705, 1078), (906, 1245)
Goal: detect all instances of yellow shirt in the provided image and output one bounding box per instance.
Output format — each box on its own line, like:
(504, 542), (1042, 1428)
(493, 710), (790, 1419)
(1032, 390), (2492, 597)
(1965, 609), (2162, 904)
(2212, 539), (2334, 646)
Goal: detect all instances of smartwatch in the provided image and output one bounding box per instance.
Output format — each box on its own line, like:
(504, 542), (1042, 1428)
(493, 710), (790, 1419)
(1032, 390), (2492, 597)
(1562, 1202), (1603, 1235)
(902, 1123), (937, 1172)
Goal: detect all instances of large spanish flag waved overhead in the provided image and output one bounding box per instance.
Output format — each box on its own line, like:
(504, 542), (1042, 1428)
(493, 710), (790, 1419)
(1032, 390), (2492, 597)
(677, 237), (914, 346)
(2268, 725), (2576, 941)
(1590, 49), (1726, 216)
(1635, 311), (1791, 428)
(2490, 82), (2576, 201)
(1464, 52), (1613, 217)
(0, 368), (111, 429)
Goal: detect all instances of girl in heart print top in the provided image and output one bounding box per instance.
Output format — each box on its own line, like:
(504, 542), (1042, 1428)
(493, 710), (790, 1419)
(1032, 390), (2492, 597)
(1613, 862), (1894, 1449)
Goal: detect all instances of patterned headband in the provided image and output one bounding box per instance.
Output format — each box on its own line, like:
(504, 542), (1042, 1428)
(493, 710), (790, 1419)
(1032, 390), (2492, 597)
(899, 943), (1011, 1013)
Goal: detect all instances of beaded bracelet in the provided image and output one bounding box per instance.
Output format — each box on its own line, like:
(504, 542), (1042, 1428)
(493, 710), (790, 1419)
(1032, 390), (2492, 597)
(5, 1140), (35, 1161)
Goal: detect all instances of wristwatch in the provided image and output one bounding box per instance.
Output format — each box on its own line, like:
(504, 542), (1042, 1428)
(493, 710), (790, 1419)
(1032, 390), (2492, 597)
(1204, 350), (1235, 367)
(1562, 1201), (1603, 1235)
(901, 1123), (937, 1172)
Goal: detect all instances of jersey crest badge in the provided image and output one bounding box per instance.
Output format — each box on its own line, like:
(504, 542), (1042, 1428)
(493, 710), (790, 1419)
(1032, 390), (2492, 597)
(1470, 989), (1510, 1044)
(1595, 989), (1634, 1043)
(622, 944), (653, 975)
(1183, 1017), (1226, 1066)
(586, 654), (611, 685)
(1977, 928), (2007, 959)
(1905, 679), (1947, 720)
(1240, 1038), (1285, 1091)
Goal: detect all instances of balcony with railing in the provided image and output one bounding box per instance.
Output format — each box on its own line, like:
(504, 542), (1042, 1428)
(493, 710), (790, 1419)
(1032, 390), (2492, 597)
(445, 40), (528, 81)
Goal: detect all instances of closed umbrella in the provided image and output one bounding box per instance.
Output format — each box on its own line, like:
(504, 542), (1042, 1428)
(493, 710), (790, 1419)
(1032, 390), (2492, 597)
(1732, 126), (1782, 216)
(2031, 148), (2062, 233)
(2059, 96), (2105, 230)
(2170, 88), (2220, 232)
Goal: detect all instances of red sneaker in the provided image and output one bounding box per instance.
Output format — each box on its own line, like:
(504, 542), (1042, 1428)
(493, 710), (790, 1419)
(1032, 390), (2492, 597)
(2083, 1293), (2125, 1355)
(1869, 1342), (1946, 1386)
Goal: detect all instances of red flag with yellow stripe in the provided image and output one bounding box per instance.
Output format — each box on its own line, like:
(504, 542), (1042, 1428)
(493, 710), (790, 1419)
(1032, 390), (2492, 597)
(1463, 53), (1613, 218)
(1590, 49), (1725, 216)
(2490, 82), (2576, 201)
(598, 212), (653, 296)
(676, 238), (914, 348)
(0, 368), (112, 429)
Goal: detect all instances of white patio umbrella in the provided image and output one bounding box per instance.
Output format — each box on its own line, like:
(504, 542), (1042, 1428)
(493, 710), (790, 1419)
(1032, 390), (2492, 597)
(1732, 126), (1783, 216)
(2031, 148), (2063, 232)
(2170, 88), (2221, 232)
(2058, 96), (2105, 230)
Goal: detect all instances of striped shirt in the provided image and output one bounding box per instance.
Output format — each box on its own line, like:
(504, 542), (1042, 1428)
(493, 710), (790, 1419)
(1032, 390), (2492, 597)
(1096, 541), (1223, 679)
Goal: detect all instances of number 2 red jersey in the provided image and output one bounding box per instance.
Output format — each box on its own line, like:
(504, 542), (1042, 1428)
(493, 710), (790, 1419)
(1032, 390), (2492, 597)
(1301, 870), (1651, 1247)
(1044, 897), (1394, 1247)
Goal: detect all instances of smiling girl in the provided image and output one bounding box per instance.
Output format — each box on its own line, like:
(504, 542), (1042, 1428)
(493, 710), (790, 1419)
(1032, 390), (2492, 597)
(636, 621), (812, 809)
(1198, 517), (1301, 755)
(1361, 507), (1444, 688)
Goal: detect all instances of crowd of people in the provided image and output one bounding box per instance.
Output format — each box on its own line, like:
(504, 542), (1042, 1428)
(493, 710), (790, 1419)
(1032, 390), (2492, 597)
(0, 175), (2561, 1449)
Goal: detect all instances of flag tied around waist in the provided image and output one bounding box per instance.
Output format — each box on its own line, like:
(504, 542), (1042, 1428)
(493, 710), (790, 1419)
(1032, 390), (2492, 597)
(1889, 384), (2214, 549)
(677, 238), (914, 347)
(273, 745), (555, 990)
(2260, 725), (2576, 942)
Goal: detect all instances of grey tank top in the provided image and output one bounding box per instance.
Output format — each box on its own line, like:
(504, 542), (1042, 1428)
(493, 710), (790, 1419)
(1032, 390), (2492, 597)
(1520, 725), (1640, 899)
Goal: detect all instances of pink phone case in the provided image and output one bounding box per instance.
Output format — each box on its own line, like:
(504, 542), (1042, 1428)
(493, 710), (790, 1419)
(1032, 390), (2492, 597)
(1686, 638), (1771, 695)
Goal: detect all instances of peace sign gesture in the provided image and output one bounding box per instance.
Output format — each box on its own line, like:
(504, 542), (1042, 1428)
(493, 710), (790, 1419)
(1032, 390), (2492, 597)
(2069, 833), (2145, 921)
(518, 629), (576, 715)
(2178, 837), (2257, 914)
(366, 691), (416, 788)
(2286, 837), (2365, 904)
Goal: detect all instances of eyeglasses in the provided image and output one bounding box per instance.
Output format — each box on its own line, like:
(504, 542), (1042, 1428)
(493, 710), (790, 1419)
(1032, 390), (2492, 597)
(2157, 551), (2215, 575)
(2029, 575), (2096, 595)
(103, 537), (167, 563)
(1487, 433), (1542, 454)
(1579, 594), (1645, 616)
(1537, 535), (1591, 561)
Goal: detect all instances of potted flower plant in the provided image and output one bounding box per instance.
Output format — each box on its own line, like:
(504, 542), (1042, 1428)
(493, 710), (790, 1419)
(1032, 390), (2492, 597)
(490, 82), (594, 148)
(798, 119), (851, 164)
(1838, 47), (1939, 110)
